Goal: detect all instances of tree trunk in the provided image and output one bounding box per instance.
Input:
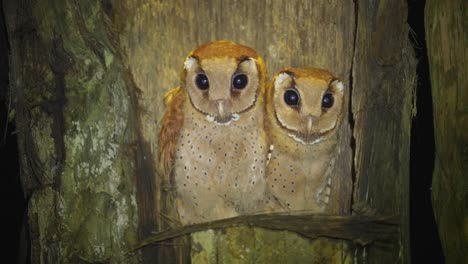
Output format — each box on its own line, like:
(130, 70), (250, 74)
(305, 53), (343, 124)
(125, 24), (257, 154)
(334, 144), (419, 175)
(352, 0), (416, 262)
(4, 0), (415, 263)
(425, 1), (468, 263)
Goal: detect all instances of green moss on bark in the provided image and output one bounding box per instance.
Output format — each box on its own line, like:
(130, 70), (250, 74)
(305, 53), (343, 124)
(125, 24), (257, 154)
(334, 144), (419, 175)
(191, 227), (353, 264)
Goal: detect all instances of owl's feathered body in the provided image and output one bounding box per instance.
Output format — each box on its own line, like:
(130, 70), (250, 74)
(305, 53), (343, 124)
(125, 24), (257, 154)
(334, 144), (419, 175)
(173, 92), (267, 223)
(159, 41), (268, 225)
(265, 68), (345, 213)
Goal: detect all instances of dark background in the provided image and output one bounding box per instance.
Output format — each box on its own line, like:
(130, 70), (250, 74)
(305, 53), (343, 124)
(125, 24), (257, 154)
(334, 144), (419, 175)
(0, 1), (444, 263)
(408, 0), (444, 263)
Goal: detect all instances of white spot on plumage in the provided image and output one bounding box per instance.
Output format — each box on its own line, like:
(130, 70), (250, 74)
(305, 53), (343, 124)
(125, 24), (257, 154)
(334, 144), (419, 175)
(288, 133), (324, 145)
(275, 72), (291, 87)
(266, 144), (274, 165)
(205, 113), (240, 126)
(184, 57), (197, 70)
(332, 80), (344, 91)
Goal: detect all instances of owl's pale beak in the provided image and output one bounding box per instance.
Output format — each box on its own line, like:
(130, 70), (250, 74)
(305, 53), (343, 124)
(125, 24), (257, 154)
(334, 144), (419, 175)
(217, 100), (226, 118)
(208, 99), (234, 124)
(306, 115), (315, 134)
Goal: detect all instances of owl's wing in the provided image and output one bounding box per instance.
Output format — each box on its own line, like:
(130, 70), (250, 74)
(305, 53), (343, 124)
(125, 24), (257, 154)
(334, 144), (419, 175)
(158, 86), (185, 177)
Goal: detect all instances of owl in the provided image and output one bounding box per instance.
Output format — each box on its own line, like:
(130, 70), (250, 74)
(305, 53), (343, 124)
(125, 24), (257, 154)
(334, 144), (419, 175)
(159, 41), (268, 225)
(264, 68), (345, 213)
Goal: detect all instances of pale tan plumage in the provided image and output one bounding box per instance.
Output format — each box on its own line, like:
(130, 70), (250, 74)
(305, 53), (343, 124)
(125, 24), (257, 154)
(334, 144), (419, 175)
(265, 68), (345, 213)
(159, 41), (268, 224)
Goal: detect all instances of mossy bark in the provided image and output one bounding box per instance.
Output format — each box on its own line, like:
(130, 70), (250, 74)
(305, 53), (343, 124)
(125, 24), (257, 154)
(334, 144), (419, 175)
(192, 227), (353, 264)
(4, 0), (415, 263)
(425, 1), (468, 263)
(5, 0), (141, 262)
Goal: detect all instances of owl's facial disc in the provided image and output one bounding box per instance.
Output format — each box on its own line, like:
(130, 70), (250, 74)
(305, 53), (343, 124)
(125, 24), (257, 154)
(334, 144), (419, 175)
(184, 56), (260, 125)
(272, 72), (344, 145)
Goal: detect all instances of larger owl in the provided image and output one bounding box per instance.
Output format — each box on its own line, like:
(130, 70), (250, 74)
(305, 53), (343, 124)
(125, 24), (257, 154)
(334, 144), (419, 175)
(265, 68), (345, 213)
(159, 41), (268, 225)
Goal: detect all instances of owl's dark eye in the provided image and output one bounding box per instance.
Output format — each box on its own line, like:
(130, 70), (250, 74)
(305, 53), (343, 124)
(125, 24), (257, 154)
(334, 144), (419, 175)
(284, 89), (300, 106)
(195, 73), (209, 90)
(232, 74), (248, 89)
(322, 93), (334, 108)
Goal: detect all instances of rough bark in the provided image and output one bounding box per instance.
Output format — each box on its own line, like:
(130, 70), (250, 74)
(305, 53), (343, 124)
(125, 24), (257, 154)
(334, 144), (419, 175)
(4, 0), (415, 263)
(351, 0), (416, 262)
(425, 1), (468, 263)
(4, 0), (141, 262)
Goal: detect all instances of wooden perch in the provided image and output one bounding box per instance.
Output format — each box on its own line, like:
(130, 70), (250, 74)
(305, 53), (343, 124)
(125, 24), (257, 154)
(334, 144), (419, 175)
(131, 213), (399, 253)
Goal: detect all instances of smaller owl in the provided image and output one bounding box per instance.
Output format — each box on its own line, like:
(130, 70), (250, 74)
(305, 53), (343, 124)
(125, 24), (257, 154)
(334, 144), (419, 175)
(264, 68), (345, 213)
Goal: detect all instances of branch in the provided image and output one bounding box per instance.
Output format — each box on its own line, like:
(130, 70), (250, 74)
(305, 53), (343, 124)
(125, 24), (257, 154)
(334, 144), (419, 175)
(130, 213), (399, 253)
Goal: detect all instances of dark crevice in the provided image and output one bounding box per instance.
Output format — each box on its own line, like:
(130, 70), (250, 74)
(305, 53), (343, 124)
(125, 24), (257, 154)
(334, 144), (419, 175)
(46, 32), (70, 191)
(100, 8), (173, 262)
(120, 56), (159, 263)
(0, 2), (28, 264)
(407, 0), (444, 263)
(348, 0), (359, 213)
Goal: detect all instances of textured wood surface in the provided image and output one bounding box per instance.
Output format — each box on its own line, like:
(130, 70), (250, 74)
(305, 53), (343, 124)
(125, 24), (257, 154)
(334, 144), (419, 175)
(111, 1), (356, 262)
(111, 0), (355, 218)
(130, 214), (398, 263)
(3, 0), (416, 263)
(425, 1), (468, 263)
(351, 0), (416, 262)
(4, 0), (141, 262)
(133, 214), (399, 250)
